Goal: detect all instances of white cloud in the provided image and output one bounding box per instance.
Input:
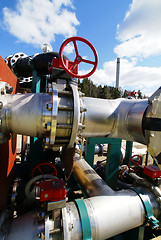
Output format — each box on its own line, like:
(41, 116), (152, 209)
(64, 42), (74, 54)
(86, 0), (161, 96)
(114, 0), (161, 58)
(84, 58), (161, 96)
(2, 0), (79, 46)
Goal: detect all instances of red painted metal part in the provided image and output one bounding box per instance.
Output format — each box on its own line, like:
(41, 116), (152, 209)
(0, 56), (19, 210)
(59, 36), (98, 79)
(143, 165), (161, 179)
(49, 57), (78, 74)
(31, 162), (57, 178)
(38, 178), (67, 202)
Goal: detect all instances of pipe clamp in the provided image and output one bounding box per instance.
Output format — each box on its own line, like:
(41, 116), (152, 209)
(74, 199), (92, 240)
(131, 187), (159, 229)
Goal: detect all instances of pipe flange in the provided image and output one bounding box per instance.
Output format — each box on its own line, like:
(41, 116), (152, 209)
(43, 83), (58, 149)
(67, 84), (80, 148)
(50, 82), (58, 146)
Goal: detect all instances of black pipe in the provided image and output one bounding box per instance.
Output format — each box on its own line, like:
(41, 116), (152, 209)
(12, 52), (69, 78)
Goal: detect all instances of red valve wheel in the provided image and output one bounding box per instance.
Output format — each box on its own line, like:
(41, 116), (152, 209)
(59, 36), (98, 78)
(31, 163), (57, 179)
(128, 155), (142, 173)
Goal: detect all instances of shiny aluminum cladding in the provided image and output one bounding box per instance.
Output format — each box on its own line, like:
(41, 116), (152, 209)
(0, 82), (13, 143)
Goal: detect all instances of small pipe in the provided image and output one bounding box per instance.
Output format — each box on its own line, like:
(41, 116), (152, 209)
(73, 155), (114, 196)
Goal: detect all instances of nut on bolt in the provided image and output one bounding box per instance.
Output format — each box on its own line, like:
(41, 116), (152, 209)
(48, 88), (53, 95)
(80, 106), (87, 113)
(46, 103), (52, 111)
(46, 122), (51, 131)
(78, 123), (85, 131)
(1, 88), (5, 95)
(9, 86), (13, 93)
(68, 223), (73, 231)
(43, 137), (50, 148)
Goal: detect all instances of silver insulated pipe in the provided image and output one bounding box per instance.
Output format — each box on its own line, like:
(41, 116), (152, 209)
(0, 90), (148, 145)
(80, 97), (148, 144)
(61, 158), (160, 240)
(1, 82), (161, 158)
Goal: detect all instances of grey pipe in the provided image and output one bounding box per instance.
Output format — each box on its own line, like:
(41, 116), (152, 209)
(4, 157), (160, 240)
(62, 157), (159, 240)
(0, 89), (150, 147)
(81, 97), (148, 144)
(73, 155), (114, 196)
(63, 193), (145, 240)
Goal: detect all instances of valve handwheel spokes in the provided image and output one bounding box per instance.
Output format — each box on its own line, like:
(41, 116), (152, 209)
(128, 155), (142, 173)
(59, 36), (98, 79)
(31, 162), (57, 179)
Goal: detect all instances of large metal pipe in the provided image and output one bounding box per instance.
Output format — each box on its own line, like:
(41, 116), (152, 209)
(63, 158), (160, 240)
(63, 194), (145, 240)
(81, 97), (148, 144)
(1, 86), (161, 157)
(0, 84), (74, 148)
(73, 157), (159, 217)
(5, 157), (160, 240)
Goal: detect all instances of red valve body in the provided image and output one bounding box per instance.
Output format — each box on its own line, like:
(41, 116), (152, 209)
(49, 57), (78, 75)
(38, 178), (67, 202)
(143, 165), (161, 179)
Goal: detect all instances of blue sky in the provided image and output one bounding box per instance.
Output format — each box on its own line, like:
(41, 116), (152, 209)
(1, 0), (161, 96)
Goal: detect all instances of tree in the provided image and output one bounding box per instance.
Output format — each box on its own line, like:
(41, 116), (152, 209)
(138, 90), (143, 99)
(80, 78), (97, 97)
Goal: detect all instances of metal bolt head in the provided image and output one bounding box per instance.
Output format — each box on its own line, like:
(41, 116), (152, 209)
(1, 88), (5, 95)
(9, 86), (13, 93)
(46, 122), (51, 131)
(47, 103), (52, 111)
(68, 223), (73, 231)
(5, 83), (10, 90)
(78, 123), (86, 131)
(48, 88), (53, 95)
(46, 103), (53, 111)
(80, 106), (87, 113)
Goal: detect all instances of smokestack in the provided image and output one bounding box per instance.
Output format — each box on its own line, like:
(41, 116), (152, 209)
(116, 57), (120, 89)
